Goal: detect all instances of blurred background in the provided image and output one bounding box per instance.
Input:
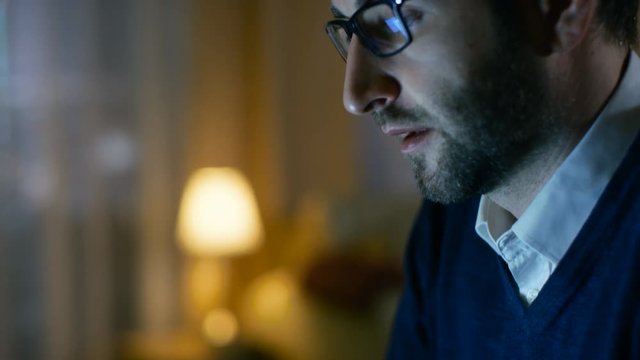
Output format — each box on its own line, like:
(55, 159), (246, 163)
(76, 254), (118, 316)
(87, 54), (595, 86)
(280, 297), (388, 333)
(0, 1), (423, 359)
(1, 2), (639, 360)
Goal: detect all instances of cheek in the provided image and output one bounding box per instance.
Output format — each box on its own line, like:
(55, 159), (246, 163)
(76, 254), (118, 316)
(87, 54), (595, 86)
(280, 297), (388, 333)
(395, 4), (497, 101)
(406, 37), (468, 84)
(391, 46), (471, 123)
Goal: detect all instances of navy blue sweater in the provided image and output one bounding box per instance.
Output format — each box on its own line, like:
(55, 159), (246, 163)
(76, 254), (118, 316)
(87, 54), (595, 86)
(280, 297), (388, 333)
(387, 133), (640, 359)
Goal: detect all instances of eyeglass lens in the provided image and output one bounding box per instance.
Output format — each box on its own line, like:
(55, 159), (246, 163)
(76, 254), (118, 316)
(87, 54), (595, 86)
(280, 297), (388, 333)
(328, 3), (409, 59)
(327, 24), (350, 59)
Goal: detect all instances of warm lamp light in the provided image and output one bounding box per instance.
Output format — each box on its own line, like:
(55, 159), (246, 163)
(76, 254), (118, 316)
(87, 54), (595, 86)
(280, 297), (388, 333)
(202, 308), (238, 346)
(243, 269), (296, 324)
(177, 167), (264, 257)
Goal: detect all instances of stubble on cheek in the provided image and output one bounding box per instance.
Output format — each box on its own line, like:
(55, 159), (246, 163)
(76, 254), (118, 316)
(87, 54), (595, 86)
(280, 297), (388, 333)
(410, 59), (557, 204)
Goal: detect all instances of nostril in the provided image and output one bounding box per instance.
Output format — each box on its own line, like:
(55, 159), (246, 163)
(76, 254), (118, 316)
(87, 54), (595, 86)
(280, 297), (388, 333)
(345, 87), (398, 115)
(363, 103), (375, 113)
(344, 72), (401, 115)
(365, 97), (393, 113)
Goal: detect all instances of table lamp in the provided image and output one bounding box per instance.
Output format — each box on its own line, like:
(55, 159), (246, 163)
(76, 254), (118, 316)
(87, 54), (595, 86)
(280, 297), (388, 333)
(176, 167), (264, 347)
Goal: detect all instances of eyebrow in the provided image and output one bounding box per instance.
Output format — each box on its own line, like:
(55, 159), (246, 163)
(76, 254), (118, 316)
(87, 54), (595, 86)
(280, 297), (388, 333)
(330, 5), (346, 18)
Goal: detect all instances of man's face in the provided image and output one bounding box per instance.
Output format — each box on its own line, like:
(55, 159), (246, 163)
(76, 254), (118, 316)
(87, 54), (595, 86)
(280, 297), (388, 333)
(331, 0), (562, 203)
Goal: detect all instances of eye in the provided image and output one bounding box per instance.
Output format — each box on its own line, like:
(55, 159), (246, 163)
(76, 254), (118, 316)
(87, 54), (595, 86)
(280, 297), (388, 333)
(400, 7), (424, 27)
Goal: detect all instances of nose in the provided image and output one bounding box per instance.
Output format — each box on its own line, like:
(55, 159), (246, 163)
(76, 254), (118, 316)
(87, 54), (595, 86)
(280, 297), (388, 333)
(343, 37), (401, 115)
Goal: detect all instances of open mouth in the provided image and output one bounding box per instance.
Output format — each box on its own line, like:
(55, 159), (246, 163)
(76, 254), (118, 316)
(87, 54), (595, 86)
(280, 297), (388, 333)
(401, 129), (431, 154)
(380, 125), (433, 154)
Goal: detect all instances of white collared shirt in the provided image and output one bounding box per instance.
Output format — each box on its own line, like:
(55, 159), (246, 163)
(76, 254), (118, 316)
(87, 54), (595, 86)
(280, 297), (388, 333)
(475, 52), (640, 305)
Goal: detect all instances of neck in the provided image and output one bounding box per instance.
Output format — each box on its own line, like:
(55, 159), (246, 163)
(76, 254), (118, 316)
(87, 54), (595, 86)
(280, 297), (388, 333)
(488, 44), (629, 219)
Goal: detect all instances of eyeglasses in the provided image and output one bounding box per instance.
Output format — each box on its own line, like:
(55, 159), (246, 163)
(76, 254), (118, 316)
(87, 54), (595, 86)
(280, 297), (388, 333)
(325, 0), (413, 61)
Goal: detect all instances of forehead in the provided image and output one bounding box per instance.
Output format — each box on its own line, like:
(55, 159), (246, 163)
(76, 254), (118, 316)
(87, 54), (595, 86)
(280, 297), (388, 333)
(330, 0), (448, 17)
(330, 0), (373, 17)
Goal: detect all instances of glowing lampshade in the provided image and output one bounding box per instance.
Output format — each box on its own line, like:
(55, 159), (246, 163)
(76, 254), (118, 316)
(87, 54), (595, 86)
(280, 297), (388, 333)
(177, 167), (264, 257)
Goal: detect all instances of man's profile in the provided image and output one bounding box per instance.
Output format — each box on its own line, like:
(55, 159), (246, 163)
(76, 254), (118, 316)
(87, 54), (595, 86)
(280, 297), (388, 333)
(326, 0), (640, 358)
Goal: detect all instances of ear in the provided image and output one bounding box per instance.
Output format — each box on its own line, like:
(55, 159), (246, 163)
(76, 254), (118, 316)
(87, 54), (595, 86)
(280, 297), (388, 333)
(516, 0), (597, 55)
(545, 0), (597, 53)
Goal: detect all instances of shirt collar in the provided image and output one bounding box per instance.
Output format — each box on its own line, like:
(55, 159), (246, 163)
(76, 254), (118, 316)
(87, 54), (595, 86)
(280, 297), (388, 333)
(476, 51), (640, 263)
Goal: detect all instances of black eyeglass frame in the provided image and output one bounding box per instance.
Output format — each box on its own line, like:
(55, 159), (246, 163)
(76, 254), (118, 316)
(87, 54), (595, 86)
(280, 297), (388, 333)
(325, 0), (413, 61)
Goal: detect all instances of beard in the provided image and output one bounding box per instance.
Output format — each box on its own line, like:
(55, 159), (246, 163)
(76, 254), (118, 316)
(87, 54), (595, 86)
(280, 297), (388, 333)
(373, 20), (564, 203)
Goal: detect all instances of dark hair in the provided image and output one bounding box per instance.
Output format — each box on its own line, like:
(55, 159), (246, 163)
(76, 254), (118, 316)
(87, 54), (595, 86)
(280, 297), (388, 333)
(490, 0), (639, 48)
(597, 0), (639, 46)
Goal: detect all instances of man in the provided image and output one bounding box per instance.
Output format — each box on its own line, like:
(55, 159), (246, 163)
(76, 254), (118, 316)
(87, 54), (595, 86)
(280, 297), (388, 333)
(326, 0), (640, 358)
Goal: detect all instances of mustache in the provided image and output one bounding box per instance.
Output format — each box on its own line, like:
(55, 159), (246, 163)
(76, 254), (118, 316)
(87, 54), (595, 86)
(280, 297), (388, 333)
(372, 105), (433, 128)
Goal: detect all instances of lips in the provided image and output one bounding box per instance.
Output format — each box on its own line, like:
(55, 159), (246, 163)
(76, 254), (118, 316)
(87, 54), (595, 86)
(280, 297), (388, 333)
(400, 129), (431, 153)
(381, 126), (432, 154)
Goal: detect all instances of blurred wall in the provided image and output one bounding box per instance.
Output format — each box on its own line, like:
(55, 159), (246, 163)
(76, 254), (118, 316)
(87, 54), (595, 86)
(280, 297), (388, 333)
(1, 1), (189, 359)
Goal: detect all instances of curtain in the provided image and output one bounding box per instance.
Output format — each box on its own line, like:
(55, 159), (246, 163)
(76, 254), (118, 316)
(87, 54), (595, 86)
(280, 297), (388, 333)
(0, 1), (189, 359)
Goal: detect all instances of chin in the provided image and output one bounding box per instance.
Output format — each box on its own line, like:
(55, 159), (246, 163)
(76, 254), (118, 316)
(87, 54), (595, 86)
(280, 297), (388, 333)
(409, 144), (493, 204)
